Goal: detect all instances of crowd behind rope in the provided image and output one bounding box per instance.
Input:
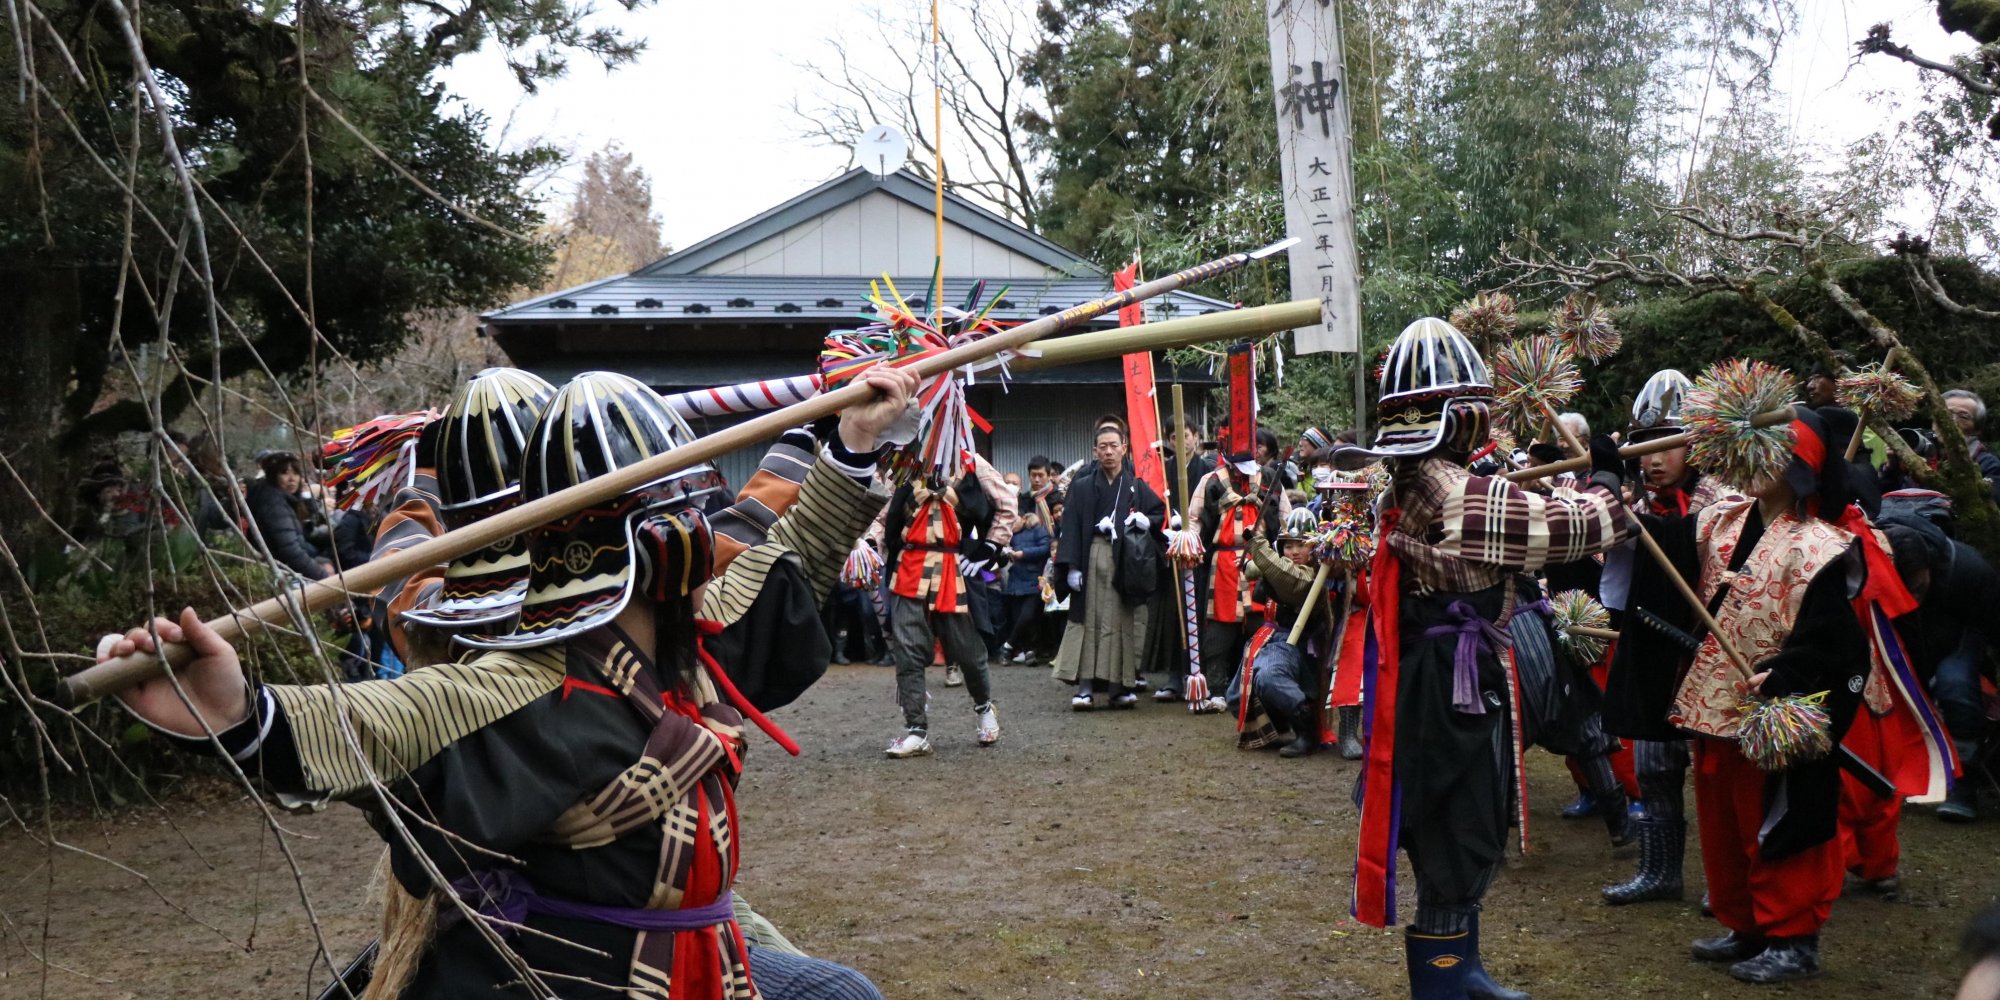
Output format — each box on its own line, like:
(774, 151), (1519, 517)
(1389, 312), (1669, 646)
(80, 340), (2000, 1000)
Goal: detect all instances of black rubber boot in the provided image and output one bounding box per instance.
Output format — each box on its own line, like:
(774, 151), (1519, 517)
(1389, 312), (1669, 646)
(1337, 705), (1365, 759)
(1728, 935), (1822, 984)
(1602, 817), (1684, 905)
(1279, 708), (1319, 758)
(1938, 750), (1978, 822)
(1463, 914), (1529, 1000)
(1405, 928), (1471, 1000)
(1691, 929), (1766, 963)
(1598, 790), (1634, 847)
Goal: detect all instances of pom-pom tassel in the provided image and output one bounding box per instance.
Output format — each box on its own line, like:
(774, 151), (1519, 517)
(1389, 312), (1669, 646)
(1683, 359), (1798, 490)
(1737, 691), (1834, 772)
(1837, 363), (1924, 422)
(1551, 292), (1622, 362)
(1548, 589), (1611, 667)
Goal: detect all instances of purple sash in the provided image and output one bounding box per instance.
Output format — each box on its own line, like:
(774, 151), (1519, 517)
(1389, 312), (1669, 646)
(1422, 600), (1512, 715)
(451, 870), (735, 933)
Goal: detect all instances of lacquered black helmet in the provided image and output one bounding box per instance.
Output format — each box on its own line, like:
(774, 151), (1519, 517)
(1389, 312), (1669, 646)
(431, 367), (558, 516)
(462, 371), (724, 649)
(1338, 317), (1493, 468)
(400, 368), (558, 631)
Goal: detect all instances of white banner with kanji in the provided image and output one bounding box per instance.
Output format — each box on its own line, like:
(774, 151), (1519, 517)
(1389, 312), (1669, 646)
(1266, 0), (1360, 354)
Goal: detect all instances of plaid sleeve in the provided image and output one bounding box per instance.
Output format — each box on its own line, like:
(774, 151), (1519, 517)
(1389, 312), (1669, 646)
(970, 453), (1017, 547)
(1426, 473), (1632, 573)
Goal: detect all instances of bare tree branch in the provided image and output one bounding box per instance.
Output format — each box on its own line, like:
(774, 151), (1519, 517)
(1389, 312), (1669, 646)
(1858, 22), (2000, 96)
(1891, 231), (2000, 319)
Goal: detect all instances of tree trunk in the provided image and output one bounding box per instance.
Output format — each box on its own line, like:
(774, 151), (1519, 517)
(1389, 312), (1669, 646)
(0, 266), (86, 555)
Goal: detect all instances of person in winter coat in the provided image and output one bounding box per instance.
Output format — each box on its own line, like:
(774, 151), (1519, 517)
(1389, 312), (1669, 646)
(244, 452), (331, 580)
(1001, 495), (1052, 664)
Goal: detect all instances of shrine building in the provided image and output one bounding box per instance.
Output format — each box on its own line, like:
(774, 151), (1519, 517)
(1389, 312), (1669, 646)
(480, 167), (1228, 487)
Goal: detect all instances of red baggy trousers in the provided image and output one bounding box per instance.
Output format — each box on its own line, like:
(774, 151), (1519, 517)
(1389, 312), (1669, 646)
(1837, 708), (1903, 881)
(1693, 738), (1845, 938)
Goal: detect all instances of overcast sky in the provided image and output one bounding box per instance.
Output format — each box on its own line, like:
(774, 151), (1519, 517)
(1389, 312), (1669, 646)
(436, 0), (1965, 253)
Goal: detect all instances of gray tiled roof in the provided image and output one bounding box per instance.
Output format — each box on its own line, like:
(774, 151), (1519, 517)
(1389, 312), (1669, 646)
(482, 274), (1236, 326)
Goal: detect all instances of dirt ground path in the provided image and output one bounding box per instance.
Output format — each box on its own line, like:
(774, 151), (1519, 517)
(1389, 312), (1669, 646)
(2, 662), (1993, 999)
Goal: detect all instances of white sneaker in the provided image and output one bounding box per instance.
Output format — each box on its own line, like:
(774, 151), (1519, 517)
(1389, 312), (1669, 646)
(1070, 693), (1094, 711)
(976, 703), (1000, 746)
(885, 731), (933, 758)
(944, 665), (964, 687)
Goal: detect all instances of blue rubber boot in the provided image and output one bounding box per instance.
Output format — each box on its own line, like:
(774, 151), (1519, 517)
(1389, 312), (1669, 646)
(1405, 928), (1472, 999)
(1464, 914), (1529, 1000)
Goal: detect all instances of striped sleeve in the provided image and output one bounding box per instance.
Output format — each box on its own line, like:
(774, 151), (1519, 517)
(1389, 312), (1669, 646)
(266, 647), (566, 796)
(699, 452), (888, 627)
(1429, 473), (1632, 573)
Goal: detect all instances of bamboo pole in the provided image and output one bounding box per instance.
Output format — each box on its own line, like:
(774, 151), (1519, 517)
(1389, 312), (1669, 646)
(1171, 384), (1194, 660)
(1844, 407), (1870, 462)
(1567, 625), (1620, 641)
(659, 301), (1324, 422)
(1287, 561), (1333, 645)
(1172, 383), (1193, 525)
(1013, 300), (1321, 370)
(1535, 399), (1754, 679)
(61, 240), (1299, 706)
(1500, 406), (1794, 485)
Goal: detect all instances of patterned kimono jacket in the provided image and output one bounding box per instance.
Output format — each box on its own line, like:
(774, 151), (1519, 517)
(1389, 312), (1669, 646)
(1640, 498), (1875, 859)
(888, 485), (968, 614)
(178, 456), (884, 999)
(1187, 470), (1264, 623)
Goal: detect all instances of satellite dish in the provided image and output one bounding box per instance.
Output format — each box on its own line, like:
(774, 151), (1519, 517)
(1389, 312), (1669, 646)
(857, 125), (909, 178)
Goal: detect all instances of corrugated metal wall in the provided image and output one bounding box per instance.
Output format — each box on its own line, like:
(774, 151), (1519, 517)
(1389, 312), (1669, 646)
(974, 384), (1125, 482)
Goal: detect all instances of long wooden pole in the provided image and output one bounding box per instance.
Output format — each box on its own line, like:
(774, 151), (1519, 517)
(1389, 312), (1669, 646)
(1286, 561), (1333, 645)
(60, 241), (1299, 706)
(1500, 406), (1794, 485)
(1015, 300), (1321, 370)
(1536, 399), (1754, 678)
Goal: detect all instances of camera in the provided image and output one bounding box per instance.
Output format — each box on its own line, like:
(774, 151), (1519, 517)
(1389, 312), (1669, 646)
(1898, 427), (1938, 460)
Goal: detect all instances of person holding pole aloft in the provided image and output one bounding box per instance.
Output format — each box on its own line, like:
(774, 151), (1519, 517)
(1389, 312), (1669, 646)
(98, 369), (911, 1000)
(1339, 317), (1633, 1000)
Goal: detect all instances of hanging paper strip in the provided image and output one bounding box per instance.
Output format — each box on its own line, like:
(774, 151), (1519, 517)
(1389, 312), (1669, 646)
(321, 409), (438, 511)
(816, 271), (1017, 484)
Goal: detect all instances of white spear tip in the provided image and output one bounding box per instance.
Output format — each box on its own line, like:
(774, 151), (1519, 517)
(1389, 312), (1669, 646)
(1247, 237), (1301, 260)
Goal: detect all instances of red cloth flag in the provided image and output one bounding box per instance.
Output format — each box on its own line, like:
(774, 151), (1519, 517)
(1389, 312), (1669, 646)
(1115, 260), (1166, 498)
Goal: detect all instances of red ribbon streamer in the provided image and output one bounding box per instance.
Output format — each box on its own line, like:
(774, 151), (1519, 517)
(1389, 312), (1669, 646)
(1353, 508), (1403, 928)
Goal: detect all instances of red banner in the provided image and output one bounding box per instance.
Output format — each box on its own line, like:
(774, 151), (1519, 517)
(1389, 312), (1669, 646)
(1226, 341), (1256, 456)
(1114, 261), (1166, 498)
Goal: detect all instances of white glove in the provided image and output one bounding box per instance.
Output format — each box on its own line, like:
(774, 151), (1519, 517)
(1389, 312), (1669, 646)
(1094, 515), (1114, 536)
(877, 396), (921, 448)
(1124, 511), (1150, 531)
(1066, 569), (1084, 590)
(1168, 513), (1183, 531)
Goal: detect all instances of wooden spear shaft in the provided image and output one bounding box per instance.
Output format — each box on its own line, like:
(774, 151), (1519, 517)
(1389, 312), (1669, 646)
(1172, 384), (1195, 657)
(1500, 406), (1795, 485)
(61, 240), (1300, 706)
(1286, 561), (1334, 646)
(1536, 399), (1755, 678)
(1844, 407), (1871, 462)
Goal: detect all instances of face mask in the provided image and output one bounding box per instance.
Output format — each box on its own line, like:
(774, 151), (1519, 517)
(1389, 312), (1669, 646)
(634, 507), (715, 601)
